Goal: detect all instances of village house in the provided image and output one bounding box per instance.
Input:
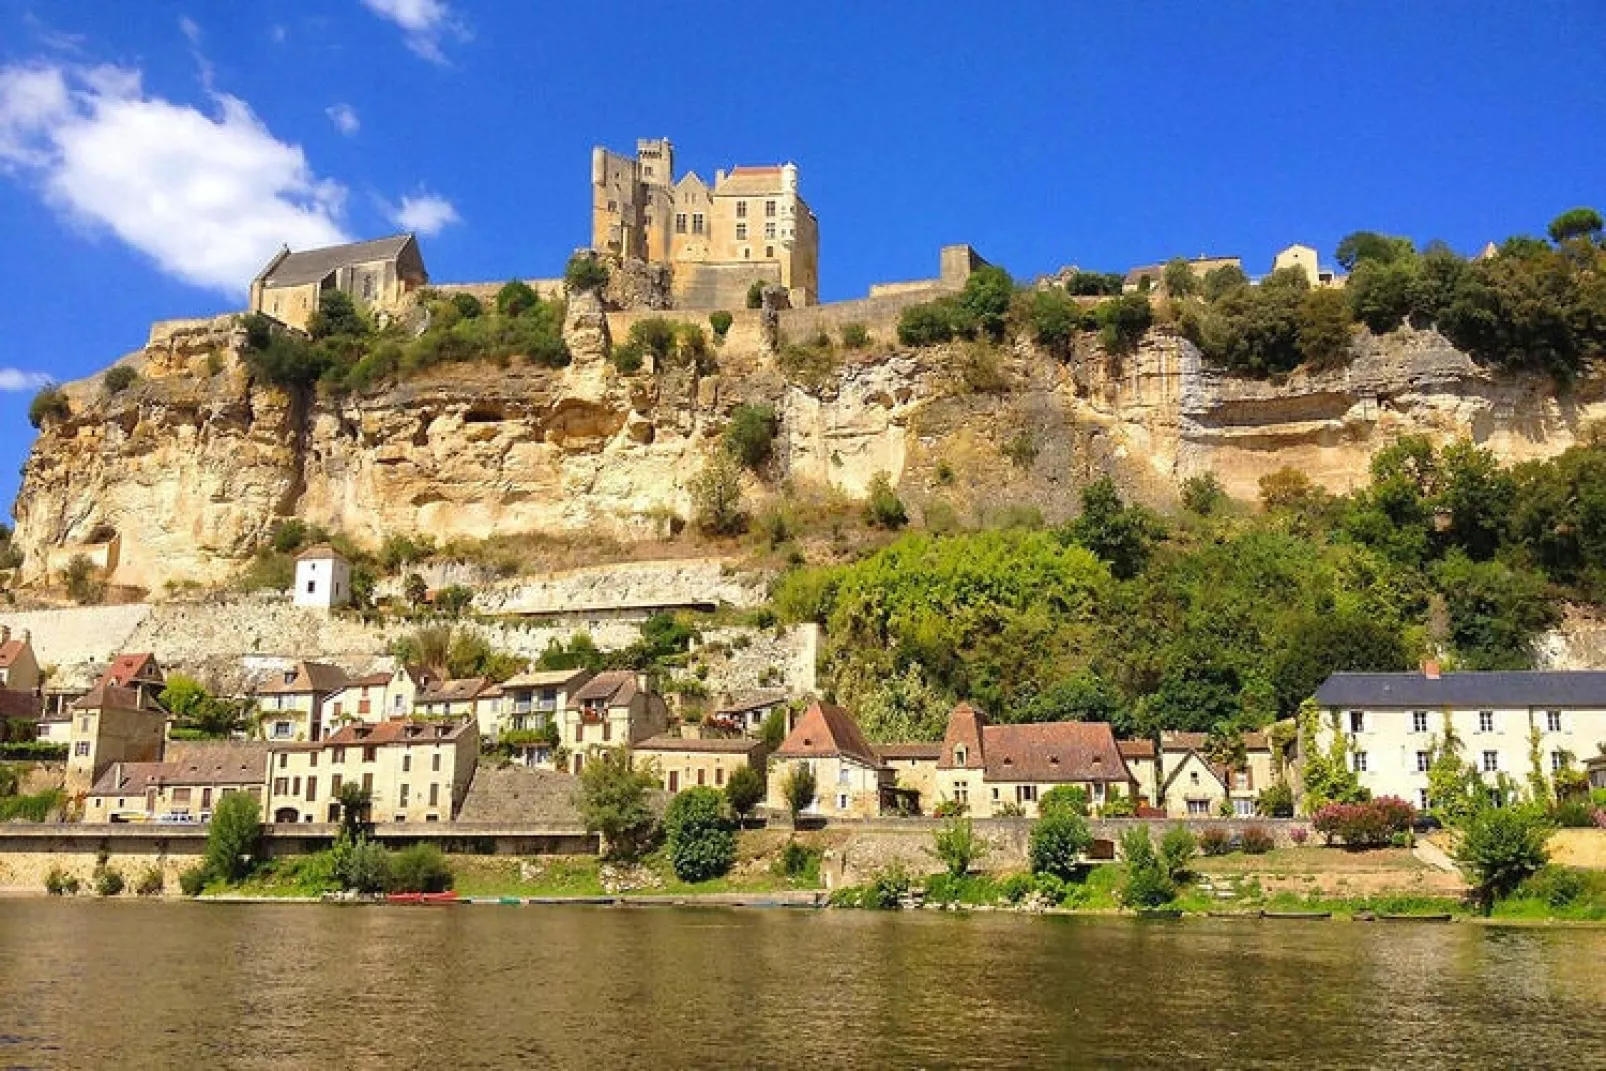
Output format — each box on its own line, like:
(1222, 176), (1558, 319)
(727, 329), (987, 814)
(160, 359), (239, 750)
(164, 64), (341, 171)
(325, 673), (393, 730)
(709, 690), (792, 736)
(64, 681), (168, 797)
(264, 717), (478, 824)
(1122, 255), (1241, 294)
(1312, 666), (1606, 811)
(0, 626), (40, 692)
(766, 701), (891, 818)
(292, 544), (352, 611)
(559, 670), (669, 775)
(934, 702), (1136, 818)
(253, 661), (349, 743)
(876, 742), (942, 814)
(634, 735), (768, 794)
(492, 668), (593, 763)
(249, 234), (428, 333)
(1272, 243), (1345, 288)
(84, 742), (269, 822)
(1119, 731), (1282, 818)
(415, 677), (502, 732)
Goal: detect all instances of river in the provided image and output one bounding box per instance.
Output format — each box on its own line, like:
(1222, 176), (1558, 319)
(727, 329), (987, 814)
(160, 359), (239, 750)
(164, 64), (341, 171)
(1, 902), (1603, 1068)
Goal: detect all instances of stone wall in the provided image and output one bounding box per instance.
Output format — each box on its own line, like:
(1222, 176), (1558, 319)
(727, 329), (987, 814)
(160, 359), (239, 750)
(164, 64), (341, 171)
(432, 279), (565, 304)
(474, 558), (767, 615)
(776, 289), (939, 347)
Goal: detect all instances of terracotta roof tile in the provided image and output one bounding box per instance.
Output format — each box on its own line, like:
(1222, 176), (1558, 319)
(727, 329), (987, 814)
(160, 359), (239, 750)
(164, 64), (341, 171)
(97, 653), (159, 688)
(421, 677), (493, 703)
(1118, 739), (1156, 759)
(774, 701), (881, 767)
(876, 743), (942, 761)
(978, 721), (1131, 783)
(0, 689), (40, 720)
(635, 735), (765, 755)
(0, 640), (26, 669)
(571, 670), (639, 706)
(714, 689), (789, 716)
(257, 661), (349, 695)
(324, 718), (472, 747)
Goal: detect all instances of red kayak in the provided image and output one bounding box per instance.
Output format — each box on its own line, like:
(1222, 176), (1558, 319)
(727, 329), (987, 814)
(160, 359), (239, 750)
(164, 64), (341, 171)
(386, 891), (459, 905)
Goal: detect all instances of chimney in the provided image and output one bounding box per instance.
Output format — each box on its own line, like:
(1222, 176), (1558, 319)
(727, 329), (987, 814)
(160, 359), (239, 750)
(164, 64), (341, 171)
(20, 629), (29, 644)
(0, 626), (9, 645)
(1422, 659), (1441, 680)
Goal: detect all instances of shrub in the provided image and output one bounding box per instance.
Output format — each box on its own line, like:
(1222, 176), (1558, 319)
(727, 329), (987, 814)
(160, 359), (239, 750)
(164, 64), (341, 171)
(1159, 825), (1198, 882)
(103, 365), (138, 395)
(1002, 430), (1038, 469)
(1039, 785), (1090, 818)
(690, 453), (747, 536)
(664, 786), (737, 883)
(1032, 872), (1069, 905)
(1552, 800), (1598, 828)
(611, 341), (644, 374)
(709, 310), (733, 341)
(387, 843), (454, 893)
(564, 254), (609, 293)
(1180, 473), (1227, 516)
(1101, 789), (1137, 818)
(724, 764), (765, 819)
(1198, 826), (1233, 856)
(1289, 825), (1310, 845)
(1029, 809), (1091, 881)
(746, 281), (766, 309)
(204, 791), (261, 883)
(63, 554), (103, 605)
(178, 864), (210, 897)
(578, 748), (661, 861)
(1311, 796), (1415, 849)
(45, 866), (78, 896)
(779, 762), (818, 820)
(897, 301), (957, 347)
(450, 292), (484, 320)
(840, 322), (870, 349)
(1517, 865), (1603, 908)
(1119, 828), (1175, 908)
(1456, 806), (1551, 908)
(932, 817), (986, 878)
(495, 279), (538, 317)
(333, 837), (392, 893)
(777, 840), (821, 882)
(1000, 872), (1035, 904)
(29, 386), (70, 428)
(863, 472), (908, 530)
(94, 867), (125, 897)
(724, 404), (779, 470)
(1240, 825), (1275, 855)
(135, 867), (165, 897)
(1257, 781), (1296, 818)
(1093, 294), (1152, 354)
(1028, 288), (1082, 358)
(866, 864), (910, 909)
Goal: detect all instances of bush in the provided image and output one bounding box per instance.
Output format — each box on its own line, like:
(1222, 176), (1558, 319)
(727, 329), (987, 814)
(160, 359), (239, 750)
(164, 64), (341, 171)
(387, 843), (454, 893)
(1119, 828), (1175, 907)
(1289, 825), (1310, 845)
(1093, 294), (1152, 354)
(932, 817), (986, 878)
(863, 472), (908, 530)
(724, 764), (765, 819)
(204, 791), (261, 884)
(1517, 865), (1604, 908)
(135, 867), (164, 897)
(1180, 473), (1227, 516)
(495, 279), (538, 317)
(1028, 288), (1082, 358)
(450, 292), (484, 319)
(1552, 800), (1598, 828)
(1039, 785), (1091, 818)
(1029, 809), (1091, 881)
(1159, 825), (1198, 882)
(1311, 796), (1415, 849)
(690, 453), (746, 536)
(1032, 872), (1069, 906)
(780, 762), (817, 820)
(866, 864), (910, 909)
(178, 864), (210, 897)
(63, 554), (103, 605)
(1240, 825), (1275, 855)
(664, 786), (736, 883)
(776, 840), (821, 883)
(94, 867), (125, 897)
(746, 281), (766, 309)
(45, 866), (78, 896)
(1456, 806), (1551, 908)
(579, 748), (661, 860)
(709, 310), (733, 341)
(28, 386), (69, 428)
(333, 837), (392, 893)
(840, 322), (870, 349)
(1000, 872), (1035, 904)
(1257, 781), (1296, 818)
(724, 404), (779, 470)
(897, 301), (958, 347)
(564, 254), (609, 293)
(1198, 826), (1233, 856)
(103, 365), (138, 395)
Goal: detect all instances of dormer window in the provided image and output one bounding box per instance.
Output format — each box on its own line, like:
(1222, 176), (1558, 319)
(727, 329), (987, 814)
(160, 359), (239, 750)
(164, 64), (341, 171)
(1002, 756), (1013, 767)
(1050, 756), (1060, 767)
(283, 670), (296, 685)
(953, 744), (968, 765)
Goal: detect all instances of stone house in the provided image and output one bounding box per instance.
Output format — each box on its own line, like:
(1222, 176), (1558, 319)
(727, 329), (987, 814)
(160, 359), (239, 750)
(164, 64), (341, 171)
(1311, 668), (1606, 813)
(415, 677), (502, 736)
(934, 702), (1136, 818)
(325, 673), (394, 730)
(559, 670), (669, 775)
(1123, 255), (1241, 294)
(1272, 243), (1344, 288)
(592, 138), (820, 308)
(876, 743), (942, 814)
(633, 735), (767, 794)
(493, 668), (593, 760)
(84, 742), (269, 822)
(0, 626), (41, 693)
(1120, 731), (1281, 818)
(709, 689), (792, 736)
(64, 682), (168, 797)
(292, 544), (351, 611)
(253, 661), (349, 743)
(249, 233), (428, 332)
(766, 701), (890, 819)
(264, 717), (478, 824)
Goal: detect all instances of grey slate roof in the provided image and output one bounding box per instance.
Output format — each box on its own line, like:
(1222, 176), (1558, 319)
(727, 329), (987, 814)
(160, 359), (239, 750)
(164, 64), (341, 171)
(260, 235), (413, 288)
(1314, 671), (1606, 709)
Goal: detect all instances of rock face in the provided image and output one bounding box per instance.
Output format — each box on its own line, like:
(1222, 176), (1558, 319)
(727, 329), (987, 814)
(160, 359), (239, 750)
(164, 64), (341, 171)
(13, 312), (1606, 592)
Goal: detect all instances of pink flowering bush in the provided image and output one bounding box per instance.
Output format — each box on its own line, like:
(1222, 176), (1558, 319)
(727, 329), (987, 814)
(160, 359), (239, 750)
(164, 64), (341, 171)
(1289, 825), (1310, 845)
(1311, 796), (1415, 849)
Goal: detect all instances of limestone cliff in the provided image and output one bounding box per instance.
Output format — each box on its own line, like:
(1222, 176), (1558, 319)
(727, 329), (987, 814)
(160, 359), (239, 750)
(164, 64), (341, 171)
(13, 309), (1606, 592)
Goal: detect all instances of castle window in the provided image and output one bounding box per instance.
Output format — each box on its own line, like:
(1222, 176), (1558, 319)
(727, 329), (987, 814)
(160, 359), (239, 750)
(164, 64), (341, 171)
(607, 200), (617, 213)
(735, 223), (747, 241)
(675, 213), (687, 234)
(765, 200), (776, 217)
(643, 165), (653, 178)
(765, 246), (774, 259)
(736, 200), (747, 218)
(692, 213), (704, 234)
(765, 222), (776, 240)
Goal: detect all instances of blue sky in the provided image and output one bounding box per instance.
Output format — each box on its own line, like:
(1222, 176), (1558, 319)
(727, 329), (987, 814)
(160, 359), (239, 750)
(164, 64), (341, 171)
(0, 1), (1602, 511)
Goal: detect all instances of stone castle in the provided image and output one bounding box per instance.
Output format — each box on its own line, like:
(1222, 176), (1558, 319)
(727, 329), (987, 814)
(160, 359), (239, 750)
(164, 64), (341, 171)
(591, 138), (819, 309)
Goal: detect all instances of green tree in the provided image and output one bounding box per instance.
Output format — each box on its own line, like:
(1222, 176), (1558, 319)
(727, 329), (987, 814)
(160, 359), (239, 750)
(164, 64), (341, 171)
(1547, 207), (1603, 246)
(1093, 294), (1153, 354)
(1201, 263), (1249, 301)
(1029, 808), (1091, 881)
(1180, 473), (1227, 516)
(1038, 784), (1090, 817)
(564, 254), (609, 293)
(1066, 477), (1162, 580)
(336, 783), (374, 842)
(308, 290), (366, 340)
(1118, 827), (1175, 907)
(103, 365), (138, 395)
(1017, 671), (1127, 728)
(690, 452), (747, 535)
(404, 573), (429, 607)
(496, 279), (538, 317)
(931, 816), (987, 877)
(664, 786), (736, 882)
(897, 301), (956, 346)
(709, 310), (733, 340)
(204, 791), (261, 884)
(1335, 231), (1415, 272)
(1433, 551), (1557, 669)
(1297, 699), (1367, 812)
(28, 386), (70, 429)
(1158, 825), (1198, 884)
(1297, 288), (1355, 369)
(854, 664), (951, 742)
(724, 403), (779, 469)
(1027, 288), (1081, 358)
(1270, 611), (1410, 716)
(1425, 717), (1486, 826)
(956, 265), (1015, 341)
(759, 707), (788, 750)
(779, 762), (817, 820)
(389, 843), (454, 893)
(1455, 806), (1551, 910)
(1162, 258), (1198, 298)
(746, 280), (766, 309)
(863, 472), (909, 530)
(578, 748), (660, 860)
(1346, 255), (1423, 333)
(724, 764), (765, 819)
(63, 554), (103, 605)
(160, 675), (246, 738)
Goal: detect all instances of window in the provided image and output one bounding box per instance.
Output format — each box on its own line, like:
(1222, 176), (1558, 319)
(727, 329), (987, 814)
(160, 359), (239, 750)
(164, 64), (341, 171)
(715, 767), (725, 787)
(1478, 710), (1494, 733)
(953, 744), (968, 765)
(1353, 751), (1368, 773)
(765, 246), (774, 258)
(273, 777), (288, 795)
(765, 200), (776, 217)
(429, 783), (439, 807)
(837, 793), (849, 811)
(764, 222), (776, 240)
(402, 754), (411, 773)
(333, 747), (346, 764)
(331, 774), (343, 795)
(838, 766), (851, 785)
(278, 753), (288, 770)
(607, 199), (617, 212)
(74, 741), (90, 757)
(954, 780), (969, 805)
(1482, 750), (1499, 773)
(361, 773), (373, 793)
(743, 248), (750, 259)
(1349, 710), (1365, 733)
(306, 580), (316, 594)
(172, 788), (192, 804)
(1189, 771), (1200, 785)
(1412, 711), (1429, 733)
(400, 784), (410, 807)
(292, 777), (301, 795)
(692, 213), (704, 234)
(306, 777), (317, 802)
(1016, 785), (1038, 804)
(363, 746), (376, 763)
(991, 786), (1000, 801)
(432, 753), (442, 772)
(675, 213), (687, 234)
(273, 721), (291, 739)
(308, 752), (317, 769)
(1418, 788), (1430, 811)
(1547, 710), (1563, 732)
(602, 719), (612, 743)
(1234, 799), (1255, 817)
(1416, 750), (1431, 772)
(735, 223), (747, 240)
(736, 200), (747, 218)
(1487, 788), (1504, 808)
(1551, 750), (1566, 772)
(1186, 799), (1210, 816)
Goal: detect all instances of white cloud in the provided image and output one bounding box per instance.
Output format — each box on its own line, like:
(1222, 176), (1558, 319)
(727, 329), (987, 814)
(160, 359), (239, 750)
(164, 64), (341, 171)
(0, 369), (54, 392)
(0, 61), (349, 295)
(359, 0), (467, 64)
(178, 16), (202, 47)
(326, 102), (360, 136)
(387, 191), (459, 236)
